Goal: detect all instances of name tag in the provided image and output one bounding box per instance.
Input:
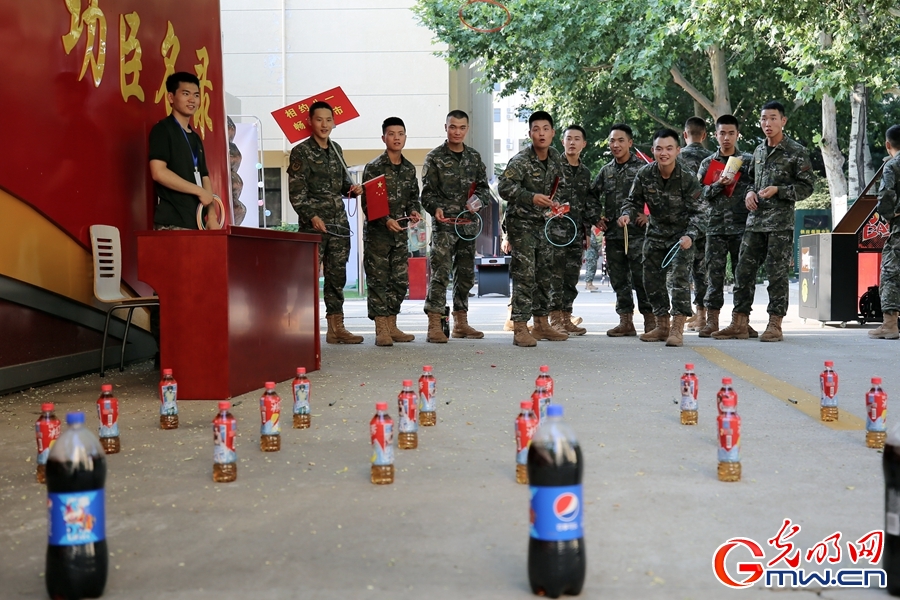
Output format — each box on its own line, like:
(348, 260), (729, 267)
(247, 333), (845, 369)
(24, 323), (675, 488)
(194, 169), (202, 186)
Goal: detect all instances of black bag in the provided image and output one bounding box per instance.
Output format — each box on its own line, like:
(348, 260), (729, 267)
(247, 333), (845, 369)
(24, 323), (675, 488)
(859, 285), (882, 324)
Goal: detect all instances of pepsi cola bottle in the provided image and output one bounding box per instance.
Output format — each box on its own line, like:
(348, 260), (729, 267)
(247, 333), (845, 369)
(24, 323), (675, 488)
(35, 402), (61, 484)
(46, 412), (108, 599)
(527, 404), (585, 597)
(882, 420), (900, 595)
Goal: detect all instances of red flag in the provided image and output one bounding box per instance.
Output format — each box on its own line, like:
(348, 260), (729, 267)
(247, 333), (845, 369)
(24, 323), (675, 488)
(635, 149), (653, 164)
(548, 176), (560, 202)
(363, 175), (389, 221)
(271, 87), (360, 144)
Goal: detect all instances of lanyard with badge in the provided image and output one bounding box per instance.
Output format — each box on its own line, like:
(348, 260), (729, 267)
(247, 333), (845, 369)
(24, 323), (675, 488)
(177, 117), (202, 186)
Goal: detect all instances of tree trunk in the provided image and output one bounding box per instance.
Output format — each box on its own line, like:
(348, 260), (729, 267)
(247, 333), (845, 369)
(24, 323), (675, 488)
(669, 45), (732, 120)
(849, 83), (869, 204)
(821, 94), (849, 225)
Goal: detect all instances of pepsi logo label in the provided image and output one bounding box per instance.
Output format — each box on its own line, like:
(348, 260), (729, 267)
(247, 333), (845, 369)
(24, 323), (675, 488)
(554, 492), (580, 522)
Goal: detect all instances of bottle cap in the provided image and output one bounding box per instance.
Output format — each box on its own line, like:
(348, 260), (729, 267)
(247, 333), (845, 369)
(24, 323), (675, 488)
(41, 403), (54, 412)
(66, 412), (85, 425)
(722, 377), (732, 385)
(824, 361), (833, 368)
(423, 365), (432, 372)
(101, 384), (113, 392)
(297, 367), (306, 375)
(547, 404), (563, 417)
(685, 363), (694, 370)
(376, 402), (388, 411)
(162, 368), (173, 376)
(520, 400), (532, 410)
(402, 379), (413, 387)
(265, 382), (276, 389)
(218, 401), (231, 411)
(539, 365), (550, 373)
(873, 377), (883, 385)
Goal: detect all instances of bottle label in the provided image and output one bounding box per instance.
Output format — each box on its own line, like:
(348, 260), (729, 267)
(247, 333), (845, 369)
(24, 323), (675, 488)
(680, 375), (698, 410)
(529, 484), (583, 541)
(820, 372), (838, 406)
(718, 416), (741, 462)
(160, 384), (178, 416)
(398, 393), (418, 433)
(213, 419), (236, 464)
(418, 377), (436, 413)
(866, 392), (887, 432)
(97, 398), (119, 438)
(48, 490), (106, 545)
(515, 416), (536, 466)
(35, 419), (60, 465)
(292, 381), (310, 415)
(260, 395), (281, 435)
(371, 421), (394, 466)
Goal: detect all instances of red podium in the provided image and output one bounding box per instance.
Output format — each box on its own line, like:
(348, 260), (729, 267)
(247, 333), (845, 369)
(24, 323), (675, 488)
(137, 227), (321, 399)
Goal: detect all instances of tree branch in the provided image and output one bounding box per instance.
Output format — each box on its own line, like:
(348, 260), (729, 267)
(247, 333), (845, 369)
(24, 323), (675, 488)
(669, 65), (716, 117)
(631, 96), (678, 130)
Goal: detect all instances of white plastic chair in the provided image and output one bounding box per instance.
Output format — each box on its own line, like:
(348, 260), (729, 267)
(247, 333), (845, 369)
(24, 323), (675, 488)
(90, 225), (159, 376)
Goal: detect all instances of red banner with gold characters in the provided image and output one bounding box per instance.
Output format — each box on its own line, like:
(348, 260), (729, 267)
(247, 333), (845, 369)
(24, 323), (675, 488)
(0, 0), (227, 295)
(272, 87), (360, 143)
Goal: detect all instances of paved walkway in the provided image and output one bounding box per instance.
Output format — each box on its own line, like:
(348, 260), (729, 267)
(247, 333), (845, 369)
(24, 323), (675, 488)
(1, 282), (895, 598)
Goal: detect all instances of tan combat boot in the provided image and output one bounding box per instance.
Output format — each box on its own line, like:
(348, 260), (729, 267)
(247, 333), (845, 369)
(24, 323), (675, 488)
(698, 309), (719, 338)
(759, 315), (784, 342)
(641, 312), (656, 334)
(326, 314), (364, 344)
(688, 307), (707, 332)
(748, 324), (759, 338)
(513, 321), (537, 347)
(451, 311), (484, 339)
(640, 314), (670, 342)
(711, 312), (749, 340)
(585, 281), (597, 291)
(666, 315), (687, 347)
(388, 315), (414, 342)
(532, 315), (568, 341)
(426, 312), (448, 343)
(686, 306), (699, 327)
(607, 313), (636, 337)
(374, 316), (393, 347)
(549, 310), (570, 334)
(562, 311), (587, 336)
(503, 306), (514, 331)
(869, 311), (900, 339)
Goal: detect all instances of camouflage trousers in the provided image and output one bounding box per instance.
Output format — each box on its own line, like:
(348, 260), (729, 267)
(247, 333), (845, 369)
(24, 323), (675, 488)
(733, 230), (793, 316)
(606, 236), (652, 315)
(508, 220), (554, 322)
(643, 237), (695, 317)
(704, 233), (743, 311)
(550, 240), (584, 313)
(689, 234), (707, 308)
(424, 229), (475, 314)
(318, 230), (351, 316)
(583, 236), (601, 283)
(880, 223), (900, 313)
(364, 235), (408, 319)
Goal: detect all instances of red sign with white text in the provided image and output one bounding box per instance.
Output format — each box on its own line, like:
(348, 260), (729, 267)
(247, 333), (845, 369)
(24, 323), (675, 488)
(271, 87), (359, 143)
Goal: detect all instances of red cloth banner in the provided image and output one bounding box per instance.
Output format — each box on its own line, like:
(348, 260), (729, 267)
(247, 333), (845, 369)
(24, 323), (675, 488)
(272, 87), (359, 143)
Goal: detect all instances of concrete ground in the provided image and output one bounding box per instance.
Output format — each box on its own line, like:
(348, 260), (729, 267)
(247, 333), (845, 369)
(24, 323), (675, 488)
(1, 278), (898, 599)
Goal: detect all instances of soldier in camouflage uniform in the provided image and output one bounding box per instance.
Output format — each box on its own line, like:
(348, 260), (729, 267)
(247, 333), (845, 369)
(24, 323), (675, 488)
(361, 117), (423, 347)
(619, 128), (704, 347)
(499, 110), (570, 346)
(289, 101), (364, 344)
(548, 125), (592, 335)
(590, 123), (652, 336)
(714, 101), (814, 342)
(697, 115), (754, 338)
(583, 227), (601, 289)
(870, 124), (900, 339)
(421, 110), (491, 343)
(678, 117), (713, 331)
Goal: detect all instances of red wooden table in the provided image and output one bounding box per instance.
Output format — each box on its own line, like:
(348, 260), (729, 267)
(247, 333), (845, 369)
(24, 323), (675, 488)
(137, 227), (320, 399)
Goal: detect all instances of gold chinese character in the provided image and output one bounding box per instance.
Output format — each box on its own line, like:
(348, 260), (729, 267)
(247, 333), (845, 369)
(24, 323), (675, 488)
(293, 121), (306, 131)
(154, 21), (180, 115)
(118, 12), (143, 102)
(192, 46), (213, 138)
(285, 108), (297, 118)
(297, 103), (309, 114)
(62, 0), (108, 87)
(333, 105), (344, 116)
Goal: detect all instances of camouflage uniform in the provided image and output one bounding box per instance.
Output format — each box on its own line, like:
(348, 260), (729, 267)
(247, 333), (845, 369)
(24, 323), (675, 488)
(622, 163), (704, 317)
(677, 142), (713, 308)
(499, 145), (569, 322)
(361, 152), (422, 320)
(590, 153), (651, 315)
(698, 150), (753, 310)
(549, 160), (592, 313)
(876, 154), (900, 313)
(733, 136), (814, 316)
(421, 141), (490, 315)
(288, 137), (354, 316)
(583, 229), (601, 283)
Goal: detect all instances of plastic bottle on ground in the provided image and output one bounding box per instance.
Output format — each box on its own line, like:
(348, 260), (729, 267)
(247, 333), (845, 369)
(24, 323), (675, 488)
(35, 402), (61, 484)
(292, 367), (311, 429)
(717, 388), (741, 482)
(680, 363), (699, 425)
(867, 377), (887, 449)
(515, 400), (537, 485)
(260, 382), (281, 452)
(96, 384), (120, 454)
(716, 377), (737, 417)
(213, 401), (237, 482)
(418, 366), (437, 426)
(159, 368), (179, 429)
(527, 404), (585, 597)
(370, 402), (394, 484)
(45, 411), (108, 600)
(881, 420), (900, 595)
(819, 360), (839, 422)
(397, 379), (418, 449)
(536, 365), (554, 398)
(532, 384), (551, 425)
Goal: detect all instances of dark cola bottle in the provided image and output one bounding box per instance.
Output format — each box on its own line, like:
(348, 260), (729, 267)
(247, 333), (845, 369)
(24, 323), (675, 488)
(45, 411), (108, 599)
(527, 404), (585, 597)
(883, 421), (900, 595)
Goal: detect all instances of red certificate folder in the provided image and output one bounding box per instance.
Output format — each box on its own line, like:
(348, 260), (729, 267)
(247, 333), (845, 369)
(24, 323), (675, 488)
(702, 159), (741, 197)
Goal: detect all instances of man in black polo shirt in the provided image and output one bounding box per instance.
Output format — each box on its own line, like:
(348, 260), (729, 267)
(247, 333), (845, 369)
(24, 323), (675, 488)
(149, 72), (222, 230)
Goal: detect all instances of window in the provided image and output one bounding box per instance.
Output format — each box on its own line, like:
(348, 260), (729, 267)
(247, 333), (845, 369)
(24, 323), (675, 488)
(493, 83), (501, 92)
(493, 108), (501, 122)
(518, 109), (531, 123)
(493, 139), (501, 153)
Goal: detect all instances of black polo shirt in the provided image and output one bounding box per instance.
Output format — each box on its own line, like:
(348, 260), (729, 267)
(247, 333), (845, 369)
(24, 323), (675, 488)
(149, 115), (209, 229)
